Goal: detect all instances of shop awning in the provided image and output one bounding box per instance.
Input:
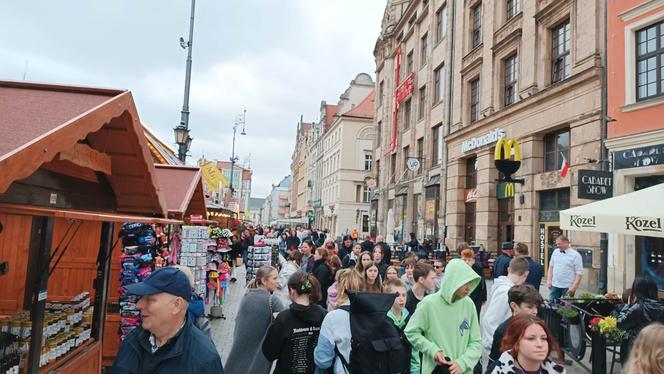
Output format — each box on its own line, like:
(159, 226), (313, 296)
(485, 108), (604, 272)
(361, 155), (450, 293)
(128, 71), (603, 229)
(0, 80), (168, 217)
(425, 174), (441, 187)
(153, 165), (207, 220)
(560, 183), (664, 238)
(0, 203), (182, 224)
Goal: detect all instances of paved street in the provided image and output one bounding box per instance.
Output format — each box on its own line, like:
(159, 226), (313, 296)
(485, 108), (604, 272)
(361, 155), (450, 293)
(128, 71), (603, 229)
(208, 266), (622, 373)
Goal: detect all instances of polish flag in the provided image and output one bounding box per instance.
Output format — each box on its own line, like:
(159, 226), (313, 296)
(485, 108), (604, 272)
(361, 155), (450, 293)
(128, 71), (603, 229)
(559, 152), (570, 178)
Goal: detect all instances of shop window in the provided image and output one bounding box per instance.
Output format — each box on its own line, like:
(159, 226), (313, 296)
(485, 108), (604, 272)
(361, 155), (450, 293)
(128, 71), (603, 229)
(418, 86), (427, 120)
(465, 203), (477, 243)
(466, 157), (477, 188)
(471, 3), (482, 48)
(497, 198), (514, 250)
(470, 78), (480, 123)
(539, 188), (570, 222)
(544, 129), (570, 172)
(551, 20), (571, 83)
(412, 193), (421, 235)
(636, 21), (664, 101)
(504, 54), (518, 107)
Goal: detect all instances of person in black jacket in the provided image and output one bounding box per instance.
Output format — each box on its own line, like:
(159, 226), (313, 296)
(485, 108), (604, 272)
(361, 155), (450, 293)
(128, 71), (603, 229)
(338, 235), (353, 260)
(342, 243), (362, 268)
(492, 242), (514, 279)
(262, 271), (327, 374)
(515, 242), (544, 289)
(360, 235), (374, 253)
(616, 276), (664, 363)
(372, 245), (390, 280)
(312, 247), (336, 308)
(111, 267), (224, 374)
(375, 235), (392, 264)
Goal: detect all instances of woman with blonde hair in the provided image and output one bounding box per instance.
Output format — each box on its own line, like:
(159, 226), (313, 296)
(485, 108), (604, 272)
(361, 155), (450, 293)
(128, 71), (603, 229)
(625, 323), (664, 374)
(315, 270), (365, 373)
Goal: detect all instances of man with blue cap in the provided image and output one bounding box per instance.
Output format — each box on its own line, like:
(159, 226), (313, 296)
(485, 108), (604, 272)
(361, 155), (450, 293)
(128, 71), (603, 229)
(111, 267), (224, 373)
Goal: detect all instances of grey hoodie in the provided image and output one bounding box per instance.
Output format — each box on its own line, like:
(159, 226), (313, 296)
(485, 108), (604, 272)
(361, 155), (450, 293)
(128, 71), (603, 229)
(481, 276), (514, 349)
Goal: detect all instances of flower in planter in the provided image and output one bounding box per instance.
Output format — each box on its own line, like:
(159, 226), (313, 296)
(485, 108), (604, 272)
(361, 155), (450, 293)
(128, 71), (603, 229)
(589, 316), (628, 342)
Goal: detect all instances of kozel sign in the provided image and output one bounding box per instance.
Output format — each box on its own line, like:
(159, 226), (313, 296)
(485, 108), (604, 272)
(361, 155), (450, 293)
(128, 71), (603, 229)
(462, 128), (506, 153)
(625, 216), (663, 233)
(569, 215), (597, 228)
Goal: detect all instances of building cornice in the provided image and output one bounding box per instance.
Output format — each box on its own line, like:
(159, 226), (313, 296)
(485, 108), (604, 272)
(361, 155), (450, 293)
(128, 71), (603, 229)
(619, 0), (664, 22)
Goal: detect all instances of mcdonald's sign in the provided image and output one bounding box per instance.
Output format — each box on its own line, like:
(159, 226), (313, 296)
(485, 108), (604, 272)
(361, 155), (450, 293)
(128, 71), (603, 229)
(497, 182), (515, 199)
(494, 138), (524, 184)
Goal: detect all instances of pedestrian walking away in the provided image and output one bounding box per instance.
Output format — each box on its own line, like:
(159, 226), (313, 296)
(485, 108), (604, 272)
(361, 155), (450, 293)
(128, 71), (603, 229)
(110, 267), (224, 374)
(262, 272), (327, 374)
(492, 242), (514, 279)
(275, 250), (303, 307)
(514, 242), (544, 290)
(546, 235), (583, 303)
(225, 266), (284, 374)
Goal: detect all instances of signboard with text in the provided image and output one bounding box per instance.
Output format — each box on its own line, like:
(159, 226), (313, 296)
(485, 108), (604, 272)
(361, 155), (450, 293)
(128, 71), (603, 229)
(613, 143), (664, 169)
(578, 170), (613, 200)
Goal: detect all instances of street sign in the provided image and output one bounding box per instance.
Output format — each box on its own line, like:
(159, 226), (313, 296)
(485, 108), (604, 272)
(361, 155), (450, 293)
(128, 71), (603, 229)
(406, 158), (421, 172)
(366, 178), (377, 188)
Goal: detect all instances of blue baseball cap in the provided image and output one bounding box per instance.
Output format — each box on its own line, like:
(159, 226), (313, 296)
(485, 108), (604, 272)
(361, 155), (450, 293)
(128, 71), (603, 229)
(125, 267), (191, 300)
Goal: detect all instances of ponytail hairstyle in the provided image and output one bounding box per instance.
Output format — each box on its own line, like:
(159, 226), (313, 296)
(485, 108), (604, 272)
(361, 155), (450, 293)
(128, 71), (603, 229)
(287, 271), (322, 304)
(246, 265), (277, 292)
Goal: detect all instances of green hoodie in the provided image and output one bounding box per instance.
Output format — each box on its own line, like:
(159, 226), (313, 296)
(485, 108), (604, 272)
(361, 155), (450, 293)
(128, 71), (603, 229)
(404, 259), (482, 374)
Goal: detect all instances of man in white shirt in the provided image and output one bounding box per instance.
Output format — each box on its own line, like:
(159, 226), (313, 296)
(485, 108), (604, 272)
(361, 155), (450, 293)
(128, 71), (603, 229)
(546, 235), (583, 303)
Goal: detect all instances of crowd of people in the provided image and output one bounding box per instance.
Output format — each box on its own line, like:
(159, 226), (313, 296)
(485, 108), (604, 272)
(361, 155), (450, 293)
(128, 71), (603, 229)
(110, 227), (664, 374)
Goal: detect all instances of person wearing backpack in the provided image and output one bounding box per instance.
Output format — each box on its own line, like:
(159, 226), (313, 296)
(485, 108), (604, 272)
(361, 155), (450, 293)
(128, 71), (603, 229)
(262, 272), (326, 374)
(315, 271), (410, 374)
(314, 270), (365, 373)
(405, 259), (482, 374)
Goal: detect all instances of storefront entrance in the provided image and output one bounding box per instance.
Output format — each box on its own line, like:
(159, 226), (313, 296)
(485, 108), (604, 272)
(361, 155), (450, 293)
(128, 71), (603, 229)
(634, 176), (664, 289)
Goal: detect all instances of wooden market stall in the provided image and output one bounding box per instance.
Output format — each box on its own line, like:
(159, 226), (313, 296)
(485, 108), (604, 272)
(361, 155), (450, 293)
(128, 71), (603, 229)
(0, 80), (176, 373)
(102, 164), (208, 365)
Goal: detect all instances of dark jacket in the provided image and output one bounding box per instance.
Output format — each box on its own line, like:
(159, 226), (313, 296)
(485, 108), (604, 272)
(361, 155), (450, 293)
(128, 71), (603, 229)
(312, 259), (334, 308)
(469, 262), (487, 319)
(360, 240), (374, 253)
(111, 316), (223, 374)
(377, 262), (389, 281)
(285, 235), (301, 251)
(341, 253), (357, 269)
(523, 256), (544, 289)
(377, 241), (392, 264)
(492, 253), (512, 279)
(262, 303), (327, 374)
(489, 317), (511, 363)
(338, 244), (352, 261)
(617, 298), (664, 362)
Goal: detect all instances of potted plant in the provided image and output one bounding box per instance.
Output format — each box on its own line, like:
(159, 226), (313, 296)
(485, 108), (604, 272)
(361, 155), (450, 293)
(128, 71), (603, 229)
(557, 302), (581, 324)
(588, 316), (628, 344)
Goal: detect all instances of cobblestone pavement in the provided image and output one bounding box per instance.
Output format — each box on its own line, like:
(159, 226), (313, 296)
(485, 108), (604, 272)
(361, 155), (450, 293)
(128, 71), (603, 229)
(209, 269), (621, 373)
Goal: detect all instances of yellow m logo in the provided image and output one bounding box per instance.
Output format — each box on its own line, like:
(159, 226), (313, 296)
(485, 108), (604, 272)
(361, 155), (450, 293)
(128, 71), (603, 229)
(504, 182), (514, 198)
(494, 138), (522, 161)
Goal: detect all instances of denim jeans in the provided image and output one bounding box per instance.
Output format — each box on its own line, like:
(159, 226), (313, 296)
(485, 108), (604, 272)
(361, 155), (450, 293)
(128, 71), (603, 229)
(549, 286), (568, 304)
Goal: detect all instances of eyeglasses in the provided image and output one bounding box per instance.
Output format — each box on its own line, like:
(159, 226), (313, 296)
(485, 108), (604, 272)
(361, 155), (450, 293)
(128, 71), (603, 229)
(433, 265), (443, 269)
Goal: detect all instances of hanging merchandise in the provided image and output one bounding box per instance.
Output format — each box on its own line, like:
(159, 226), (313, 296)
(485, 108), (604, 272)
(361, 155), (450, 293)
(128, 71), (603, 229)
(179, 226), (208, 298)
(118, 222), (158, 343)
(246, 235), (272, 282)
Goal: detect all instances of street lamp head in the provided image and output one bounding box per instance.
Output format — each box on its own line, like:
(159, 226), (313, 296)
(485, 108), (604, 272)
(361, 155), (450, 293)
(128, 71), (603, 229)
(174, 125), (189, 144)
(179, 37), (188, 49)
(185, 136), (193, 152)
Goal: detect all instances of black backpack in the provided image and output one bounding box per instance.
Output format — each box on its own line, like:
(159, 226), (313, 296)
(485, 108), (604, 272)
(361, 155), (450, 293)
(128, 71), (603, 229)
(335, 291), (411, 374)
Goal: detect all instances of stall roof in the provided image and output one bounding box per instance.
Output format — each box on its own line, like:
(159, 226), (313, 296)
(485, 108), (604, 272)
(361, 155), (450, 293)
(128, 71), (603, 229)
(0, 80), (168, 217)
(153, 165), (207, 219)
(0, 203), (181, 224)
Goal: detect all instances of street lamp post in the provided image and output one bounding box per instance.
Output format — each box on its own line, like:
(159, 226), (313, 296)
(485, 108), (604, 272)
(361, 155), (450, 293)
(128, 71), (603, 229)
(174, 0), (196, 163)
(229, 110), (247, 197)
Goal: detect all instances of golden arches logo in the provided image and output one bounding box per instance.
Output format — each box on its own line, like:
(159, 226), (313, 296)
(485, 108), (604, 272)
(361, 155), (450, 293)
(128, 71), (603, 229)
(504, 182), (514, 198)
(494, 138), (522, 161)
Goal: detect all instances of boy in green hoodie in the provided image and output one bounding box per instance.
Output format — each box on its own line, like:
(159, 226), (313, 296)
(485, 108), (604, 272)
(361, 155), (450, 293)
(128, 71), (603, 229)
(405, 258), (482, 374)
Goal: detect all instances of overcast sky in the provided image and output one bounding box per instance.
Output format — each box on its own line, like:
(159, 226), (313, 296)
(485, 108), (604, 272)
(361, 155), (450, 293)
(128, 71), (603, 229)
(1, 1), (385, 197)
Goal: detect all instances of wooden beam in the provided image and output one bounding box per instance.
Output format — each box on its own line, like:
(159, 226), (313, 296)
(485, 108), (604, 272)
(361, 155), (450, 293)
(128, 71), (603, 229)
(58, 143), (112, 176)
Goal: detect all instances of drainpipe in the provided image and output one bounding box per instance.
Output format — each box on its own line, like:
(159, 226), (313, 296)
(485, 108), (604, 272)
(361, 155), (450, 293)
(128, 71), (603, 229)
(598, 0), (609, 293)
(442, 0), (457, 250)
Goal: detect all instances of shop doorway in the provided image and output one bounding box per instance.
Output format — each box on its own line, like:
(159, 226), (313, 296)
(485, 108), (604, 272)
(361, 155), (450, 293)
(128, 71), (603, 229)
(634, 176), (664, 289)
(497, 198), (514, 253)
(538, 223), (564, 272)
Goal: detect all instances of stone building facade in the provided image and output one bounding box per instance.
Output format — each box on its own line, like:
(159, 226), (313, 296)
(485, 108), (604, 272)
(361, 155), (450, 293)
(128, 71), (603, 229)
(444, 0), (605, 288)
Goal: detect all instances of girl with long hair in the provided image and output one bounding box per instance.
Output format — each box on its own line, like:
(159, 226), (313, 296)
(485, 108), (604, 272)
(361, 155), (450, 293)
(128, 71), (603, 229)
(226, 266), (284, 374)
(312, 247), (335, 308)
(263, 272), (326, 374)
(489, 314), (564, 374)
(354, 251), (374, 273)
(385, 265), (400, 280)
(364, 262), (383, 293)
